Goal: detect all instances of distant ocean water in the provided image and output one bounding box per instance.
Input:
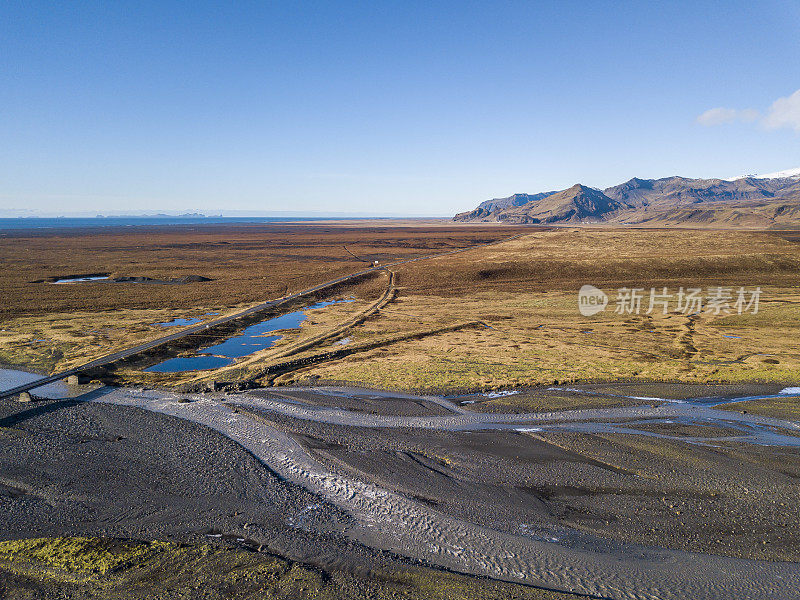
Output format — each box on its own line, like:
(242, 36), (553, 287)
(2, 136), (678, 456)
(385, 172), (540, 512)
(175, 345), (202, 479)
(0, 216), (351, 231)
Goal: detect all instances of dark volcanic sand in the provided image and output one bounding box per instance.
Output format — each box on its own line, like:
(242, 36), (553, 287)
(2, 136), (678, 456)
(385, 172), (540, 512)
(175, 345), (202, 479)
(249, 401), (800, 563)
(3, 379), (800, 600)
(0, 395), (368, 566)
(242, 387), (455, 416)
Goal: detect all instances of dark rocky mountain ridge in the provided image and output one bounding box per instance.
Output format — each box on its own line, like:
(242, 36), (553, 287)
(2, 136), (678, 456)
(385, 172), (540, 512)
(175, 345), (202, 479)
(494, 184), (625, 224)
(454, 172), (800, 226)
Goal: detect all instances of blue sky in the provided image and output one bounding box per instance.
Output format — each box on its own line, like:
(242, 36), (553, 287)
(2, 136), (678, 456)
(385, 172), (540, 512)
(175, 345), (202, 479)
(1, 1), (799, 216)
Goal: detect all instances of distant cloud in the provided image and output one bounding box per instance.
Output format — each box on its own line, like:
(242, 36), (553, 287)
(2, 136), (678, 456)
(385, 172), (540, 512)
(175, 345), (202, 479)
(762, 89), (800, 132)
(697, 88), (800, 133)
(696, 107), (759, 126)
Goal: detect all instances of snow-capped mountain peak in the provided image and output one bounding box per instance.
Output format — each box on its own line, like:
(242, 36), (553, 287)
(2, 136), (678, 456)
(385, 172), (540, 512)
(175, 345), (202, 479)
(726, 167), (800, 181)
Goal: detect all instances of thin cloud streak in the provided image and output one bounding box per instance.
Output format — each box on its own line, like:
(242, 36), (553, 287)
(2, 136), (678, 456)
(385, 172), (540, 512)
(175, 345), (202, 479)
(697, 89), (800, 133)
(696, 107), (758, 126)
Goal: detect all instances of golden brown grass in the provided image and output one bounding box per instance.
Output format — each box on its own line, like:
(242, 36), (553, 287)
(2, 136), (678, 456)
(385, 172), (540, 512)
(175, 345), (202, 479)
(0, 223), (527, 373)
(392, 228), (800, 296)
(0, 222), (530, 319)
(289, 229), (800, 390)
(0, 536), (581, 600)
(3, 225), (799, 392)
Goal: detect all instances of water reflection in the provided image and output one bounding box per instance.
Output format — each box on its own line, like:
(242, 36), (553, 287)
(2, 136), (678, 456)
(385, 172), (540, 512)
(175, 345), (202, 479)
(144, 356), (234, 373)
(50, 276), (109, 284)
(144, 299), (352, 372)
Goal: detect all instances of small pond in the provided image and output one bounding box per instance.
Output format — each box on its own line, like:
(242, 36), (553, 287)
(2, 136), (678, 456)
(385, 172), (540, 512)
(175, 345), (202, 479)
(0, 368), (69, 398)
(50, 275), (109, 284)
(144, 299), (353, 373)
(144, 356), (234, 373)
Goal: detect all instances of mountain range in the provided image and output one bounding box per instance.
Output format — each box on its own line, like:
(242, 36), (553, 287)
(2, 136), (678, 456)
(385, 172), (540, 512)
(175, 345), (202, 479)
(454, 168), (800, 227)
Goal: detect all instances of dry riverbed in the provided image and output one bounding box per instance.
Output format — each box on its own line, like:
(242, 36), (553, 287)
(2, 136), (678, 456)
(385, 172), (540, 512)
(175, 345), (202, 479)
(2, 371), (799, 599)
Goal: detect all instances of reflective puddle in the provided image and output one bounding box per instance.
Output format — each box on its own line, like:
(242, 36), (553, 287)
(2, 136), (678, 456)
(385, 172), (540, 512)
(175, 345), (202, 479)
(0, 368), (69, 398)
(144, 355), (234, 372)
(512, 416), (800, 447)
(50, 275), (109, 284)
(547, 385), (800, 407)
(144, 299), (353, 372)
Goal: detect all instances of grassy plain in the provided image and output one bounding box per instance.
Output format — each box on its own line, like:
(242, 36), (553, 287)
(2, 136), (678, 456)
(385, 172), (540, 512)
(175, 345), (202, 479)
(2, 224), (800, 398)
(0, 222), (528, 373)
(0, 222), (522, 318)
(0, 537), (580, 600)
(285, 228), (800, 392)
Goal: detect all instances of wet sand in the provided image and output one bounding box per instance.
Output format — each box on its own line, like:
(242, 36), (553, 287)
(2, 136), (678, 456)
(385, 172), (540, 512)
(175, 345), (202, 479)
(2, 372), (799, 599)
(98, 385), (800, 599)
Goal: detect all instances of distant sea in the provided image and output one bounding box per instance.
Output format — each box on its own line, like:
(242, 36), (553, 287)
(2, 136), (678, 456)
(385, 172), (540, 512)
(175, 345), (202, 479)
(0, 216), (355, 231)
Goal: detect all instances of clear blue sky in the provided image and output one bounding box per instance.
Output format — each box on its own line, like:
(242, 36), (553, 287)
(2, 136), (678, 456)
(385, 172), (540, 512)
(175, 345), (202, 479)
(2, 1), (799, 216)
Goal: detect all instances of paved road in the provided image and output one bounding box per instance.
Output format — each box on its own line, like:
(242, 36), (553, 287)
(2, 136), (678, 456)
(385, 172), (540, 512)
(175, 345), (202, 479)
(0, 234), (522, 400)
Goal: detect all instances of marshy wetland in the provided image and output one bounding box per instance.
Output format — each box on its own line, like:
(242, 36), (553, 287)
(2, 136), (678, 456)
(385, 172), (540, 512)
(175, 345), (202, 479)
(2, 222), (800, 599)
